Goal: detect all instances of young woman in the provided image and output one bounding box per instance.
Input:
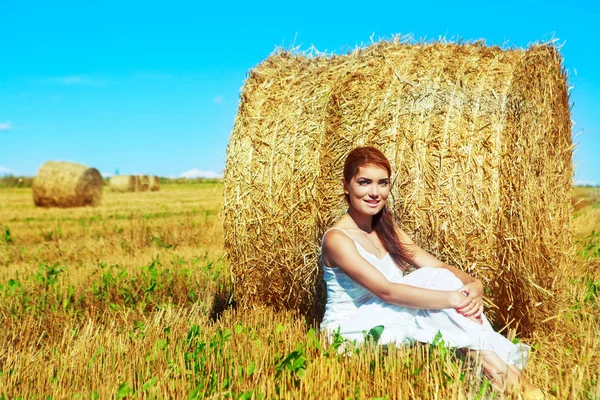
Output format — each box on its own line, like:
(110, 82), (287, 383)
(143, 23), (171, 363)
(320, 146), (544, 398)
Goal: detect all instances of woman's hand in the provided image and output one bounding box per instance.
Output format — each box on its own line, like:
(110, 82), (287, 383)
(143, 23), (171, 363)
(448, 291), (470, 309)
(456, 279), (484, 319)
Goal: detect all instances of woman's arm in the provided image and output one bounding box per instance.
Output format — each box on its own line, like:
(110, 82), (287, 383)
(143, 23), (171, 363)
(323, 230), (468, 310)
(395, 227), (484, 318)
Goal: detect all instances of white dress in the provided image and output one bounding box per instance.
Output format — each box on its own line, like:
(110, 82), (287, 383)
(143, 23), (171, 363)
(321, 227), (529, 369)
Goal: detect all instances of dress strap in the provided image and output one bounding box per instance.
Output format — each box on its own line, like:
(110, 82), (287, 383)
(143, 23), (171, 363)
(322, 227), (357, 243)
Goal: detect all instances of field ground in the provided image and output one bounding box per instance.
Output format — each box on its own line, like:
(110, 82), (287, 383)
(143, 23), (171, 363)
(0, 183), (598, 399)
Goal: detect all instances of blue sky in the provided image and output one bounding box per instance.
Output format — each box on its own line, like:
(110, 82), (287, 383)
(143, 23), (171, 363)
(1, 0), (598, 184)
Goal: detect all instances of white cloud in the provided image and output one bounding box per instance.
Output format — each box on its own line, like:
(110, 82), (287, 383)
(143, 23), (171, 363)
(574, 179), (597, 186)
(213, 96), (224, 104)
(180, 169), (221, 179)
(0, 166), (16, 175)
(0, 121), (12, 131)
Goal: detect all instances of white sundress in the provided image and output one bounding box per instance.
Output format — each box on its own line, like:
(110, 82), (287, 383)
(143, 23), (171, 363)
(321, 227), (529, 369)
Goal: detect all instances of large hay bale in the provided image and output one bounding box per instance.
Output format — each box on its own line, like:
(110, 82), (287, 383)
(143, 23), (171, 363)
(148, 175), (160, 191)
(33, 161), (103, 207)
(109, 175), (136, 193)
(136, 175), (150, 192)
(223, 41), (574, 337)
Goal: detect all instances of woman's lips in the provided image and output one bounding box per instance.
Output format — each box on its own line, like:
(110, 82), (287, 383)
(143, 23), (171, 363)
(364, 199), (380, 208)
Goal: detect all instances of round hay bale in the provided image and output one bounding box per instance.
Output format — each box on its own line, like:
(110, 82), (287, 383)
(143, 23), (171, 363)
(132, 175), (140, 191)
(33, 161), (103, 207)
(136, 175), (150, 192)
(109, 175), (136, 193)
(222, 40), (574, 337)
(148, 175), (160, 191)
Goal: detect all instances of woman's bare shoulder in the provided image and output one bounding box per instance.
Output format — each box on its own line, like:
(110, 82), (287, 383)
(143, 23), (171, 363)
(323, 226), (353, 248)
(322, 225), (359, 267)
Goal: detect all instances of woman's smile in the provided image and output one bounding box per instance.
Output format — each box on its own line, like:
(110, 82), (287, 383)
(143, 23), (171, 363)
(364, 199), (381, 207)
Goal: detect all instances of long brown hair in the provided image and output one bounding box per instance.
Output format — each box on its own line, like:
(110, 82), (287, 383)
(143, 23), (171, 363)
(343, 146), (413, 270)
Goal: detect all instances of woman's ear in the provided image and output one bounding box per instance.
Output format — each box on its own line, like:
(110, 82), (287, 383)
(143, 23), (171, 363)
(342, 178), (349, 195)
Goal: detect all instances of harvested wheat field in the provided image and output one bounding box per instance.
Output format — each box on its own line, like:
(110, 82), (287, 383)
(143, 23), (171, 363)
(0, 180), (597, 398)
(223, 41), (574, 340)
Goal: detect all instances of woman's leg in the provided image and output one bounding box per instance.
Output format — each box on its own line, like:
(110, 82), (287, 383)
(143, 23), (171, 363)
(466, 350), (521, 392)
(465, 350), (543, 397)
(509, 364), (542, 394)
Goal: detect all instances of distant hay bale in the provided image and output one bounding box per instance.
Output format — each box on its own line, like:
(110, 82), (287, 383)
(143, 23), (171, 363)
(136, 175), (150, 192)
(132, 175), (140, 191)
(109, 175), (136, 193)
(148, 175), (160, 191)
(222, 40), (574, 337)
(33, 161), (103, 208)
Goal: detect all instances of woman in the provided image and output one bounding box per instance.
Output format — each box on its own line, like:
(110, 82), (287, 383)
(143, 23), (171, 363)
(321, 146), (544, 398)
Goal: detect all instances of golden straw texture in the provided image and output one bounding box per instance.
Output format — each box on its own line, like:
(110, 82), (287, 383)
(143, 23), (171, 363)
(223, 41), (574, 337)
(32, 161), (103, 208)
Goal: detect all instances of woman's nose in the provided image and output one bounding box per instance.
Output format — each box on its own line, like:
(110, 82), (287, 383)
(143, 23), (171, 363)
(368, 185), (380, 197)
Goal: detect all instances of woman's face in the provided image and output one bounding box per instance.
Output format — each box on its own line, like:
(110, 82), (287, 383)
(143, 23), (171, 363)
(344, 164), (390, 216)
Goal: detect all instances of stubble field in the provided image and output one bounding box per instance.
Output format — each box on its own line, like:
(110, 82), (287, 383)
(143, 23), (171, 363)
(0, 183), (598, 399)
